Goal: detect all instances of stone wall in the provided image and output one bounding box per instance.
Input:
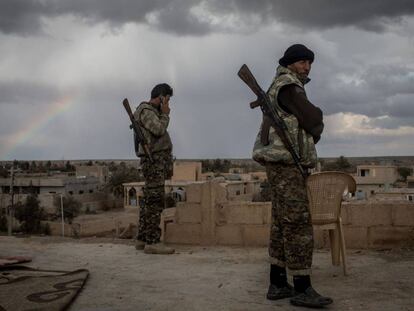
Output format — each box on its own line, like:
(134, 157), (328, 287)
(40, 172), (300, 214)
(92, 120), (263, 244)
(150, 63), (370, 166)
(164, 181), (414, 249)
(165, 182), (270, 246)
(0, 192), (122, 214)
(333, 201), (414, 248)
(43, 210), (138, 237)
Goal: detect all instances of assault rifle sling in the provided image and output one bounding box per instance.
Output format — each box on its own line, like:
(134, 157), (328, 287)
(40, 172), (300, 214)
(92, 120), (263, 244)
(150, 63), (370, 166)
(237, 64), (307, 179)
(122, 98), (153, 162)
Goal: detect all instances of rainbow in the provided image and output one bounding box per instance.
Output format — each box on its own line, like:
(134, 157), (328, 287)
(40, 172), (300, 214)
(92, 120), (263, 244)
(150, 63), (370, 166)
(1, 96), (73, 160)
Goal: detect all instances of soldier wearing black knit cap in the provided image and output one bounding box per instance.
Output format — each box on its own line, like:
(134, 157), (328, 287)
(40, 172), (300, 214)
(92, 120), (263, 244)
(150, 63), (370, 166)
(252, 44), (331, 308)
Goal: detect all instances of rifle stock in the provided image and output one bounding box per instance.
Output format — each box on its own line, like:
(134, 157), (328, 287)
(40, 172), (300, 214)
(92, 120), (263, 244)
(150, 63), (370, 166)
(237, 64), (262, 98)
(122, 98), (153, 162)
(122, 98), (134, 116)
(237, 64), (308, 179)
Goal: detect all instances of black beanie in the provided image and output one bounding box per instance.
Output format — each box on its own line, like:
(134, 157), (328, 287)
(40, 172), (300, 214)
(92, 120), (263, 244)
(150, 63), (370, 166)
(279, 44), (314, 67)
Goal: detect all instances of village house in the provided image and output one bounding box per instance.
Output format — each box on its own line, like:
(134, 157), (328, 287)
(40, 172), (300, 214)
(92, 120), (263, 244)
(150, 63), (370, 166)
(171, 161), (202, 182)
(0, 165), (118, 214)
(75, 165), (109, 184)
(407, 176), (414, 188)
(354, 164), (400, 199)
(373, 188), (414, 202)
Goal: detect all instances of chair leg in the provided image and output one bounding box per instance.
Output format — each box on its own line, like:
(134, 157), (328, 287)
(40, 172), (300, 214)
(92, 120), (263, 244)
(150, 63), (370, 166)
(329, 229), (340, 266)
(338, 218), (348, 276)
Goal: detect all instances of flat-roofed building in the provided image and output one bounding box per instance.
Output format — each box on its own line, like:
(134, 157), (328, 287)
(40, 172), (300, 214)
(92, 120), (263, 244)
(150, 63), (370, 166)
(354, 165), (399, 199)
(75, 165), (109, 184)
(172, 161), (202, 182)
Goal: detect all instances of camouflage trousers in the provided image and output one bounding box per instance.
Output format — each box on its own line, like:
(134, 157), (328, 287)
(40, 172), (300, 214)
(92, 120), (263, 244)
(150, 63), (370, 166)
(137, 150), (173, 245)
(266, 163), (313, 276)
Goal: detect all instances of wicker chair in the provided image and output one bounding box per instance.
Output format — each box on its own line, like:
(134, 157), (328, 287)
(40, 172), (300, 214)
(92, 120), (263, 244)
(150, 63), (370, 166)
(307, 171), (356, 275)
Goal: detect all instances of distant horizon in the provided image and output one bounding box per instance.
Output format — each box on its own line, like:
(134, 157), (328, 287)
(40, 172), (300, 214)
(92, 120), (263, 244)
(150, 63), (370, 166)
(2, 155), (414, 163)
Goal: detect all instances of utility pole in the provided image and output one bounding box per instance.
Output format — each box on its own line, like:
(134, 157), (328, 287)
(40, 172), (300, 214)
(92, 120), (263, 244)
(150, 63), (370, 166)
(8, 166), (14, 236)
(60, 193), (65, 237)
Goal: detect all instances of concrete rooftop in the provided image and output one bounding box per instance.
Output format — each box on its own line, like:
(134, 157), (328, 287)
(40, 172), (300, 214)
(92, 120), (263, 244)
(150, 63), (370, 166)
(0, 236), (413, 311)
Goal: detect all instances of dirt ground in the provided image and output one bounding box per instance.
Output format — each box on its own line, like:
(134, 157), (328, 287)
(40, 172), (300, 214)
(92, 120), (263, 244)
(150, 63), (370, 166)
(1, 236), (413, 311)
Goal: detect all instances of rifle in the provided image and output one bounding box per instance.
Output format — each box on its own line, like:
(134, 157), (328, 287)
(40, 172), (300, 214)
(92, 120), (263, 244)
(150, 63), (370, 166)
(122, 98), (153, 162)
(237, 64), (307, 179)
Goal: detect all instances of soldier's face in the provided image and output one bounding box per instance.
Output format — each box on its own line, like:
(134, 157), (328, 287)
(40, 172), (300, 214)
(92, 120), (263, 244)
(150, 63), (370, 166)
(288, 60), (312, 78)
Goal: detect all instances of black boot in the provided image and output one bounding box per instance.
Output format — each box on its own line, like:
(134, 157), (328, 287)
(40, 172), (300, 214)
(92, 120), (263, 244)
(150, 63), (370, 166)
(266, 265), (295, 300)
(290, 275), (333, 308)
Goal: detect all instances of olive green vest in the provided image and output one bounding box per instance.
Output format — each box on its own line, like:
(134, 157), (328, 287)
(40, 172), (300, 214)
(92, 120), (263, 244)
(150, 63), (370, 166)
(252, 66), (317, 168)
(134, 103), (172, 156)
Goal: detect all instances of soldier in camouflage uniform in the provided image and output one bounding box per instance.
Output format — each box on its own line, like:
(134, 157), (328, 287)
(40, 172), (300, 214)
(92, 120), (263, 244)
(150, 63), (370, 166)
(134, 83), (174, 255)
(252, 44), (332, 308)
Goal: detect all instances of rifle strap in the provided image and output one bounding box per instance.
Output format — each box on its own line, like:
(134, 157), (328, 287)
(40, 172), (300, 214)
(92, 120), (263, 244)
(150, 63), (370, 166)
(260, 115), (272, 146)
(135, 102), (148, 127)
(266, 115), (304, 164)
(271, 121), (294, 156)
(133, 102), (150, 154)
(270, 121), (308, 179)
(261, 113), (297, 157)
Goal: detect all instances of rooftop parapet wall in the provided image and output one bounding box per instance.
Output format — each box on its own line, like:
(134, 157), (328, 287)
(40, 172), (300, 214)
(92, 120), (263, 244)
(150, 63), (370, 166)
(0, 192), (121, 215)
(335, 201), (414, 248)
(43, 209), (136, 237)
(165, 181), (414, 248)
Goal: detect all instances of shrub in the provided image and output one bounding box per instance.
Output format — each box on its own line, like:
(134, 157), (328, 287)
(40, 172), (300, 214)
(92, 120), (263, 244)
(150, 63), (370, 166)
(41, 223), (51, 235)
(14, 195), (45, 233)
(0, 213), (7, 232)
(54, 196), (81, 224)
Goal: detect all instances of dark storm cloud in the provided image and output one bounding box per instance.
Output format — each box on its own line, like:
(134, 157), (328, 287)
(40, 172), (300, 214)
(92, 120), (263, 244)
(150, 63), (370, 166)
(311, 63), (414, 120)
(0, 80), (60, 105)
(1, 1), (414, 160)
(0, 0), (212, 35)
(0, 0), (46, 35)
(259, 0), (414, 32)
(2, 0), (414, 36)
(386, 94), (414, 119)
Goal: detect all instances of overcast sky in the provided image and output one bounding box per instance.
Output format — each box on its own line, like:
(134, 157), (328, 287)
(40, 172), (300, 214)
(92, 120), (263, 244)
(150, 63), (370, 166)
(1, 0), (414, 160)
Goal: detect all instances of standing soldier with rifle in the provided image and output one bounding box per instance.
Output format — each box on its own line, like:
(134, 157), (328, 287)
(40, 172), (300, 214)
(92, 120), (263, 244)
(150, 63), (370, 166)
(239, 44), (331, 308)
(124, 83), (174, 255)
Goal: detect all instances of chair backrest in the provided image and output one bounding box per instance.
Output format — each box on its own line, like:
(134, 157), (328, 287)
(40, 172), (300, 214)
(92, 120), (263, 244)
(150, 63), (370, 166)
(307, 171), (356, 225)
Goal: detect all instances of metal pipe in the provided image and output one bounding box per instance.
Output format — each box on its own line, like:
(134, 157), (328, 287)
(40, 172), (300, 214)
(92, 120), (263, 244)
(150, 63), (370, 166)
(60, 194), (64, 237)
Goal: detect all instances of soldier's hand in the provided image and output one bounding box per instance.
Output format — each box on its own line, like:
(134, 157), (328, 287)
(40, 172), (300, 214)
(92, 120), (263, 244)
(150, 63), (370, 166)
(160, 95), (171, 115)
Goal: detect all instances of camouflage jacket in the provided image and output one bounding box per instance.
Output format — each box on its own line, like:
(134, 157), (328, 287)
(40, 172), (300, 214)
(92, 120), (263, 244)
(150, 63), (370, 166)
(252, 66), (318, 168)
(134, 102), (172, 157)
